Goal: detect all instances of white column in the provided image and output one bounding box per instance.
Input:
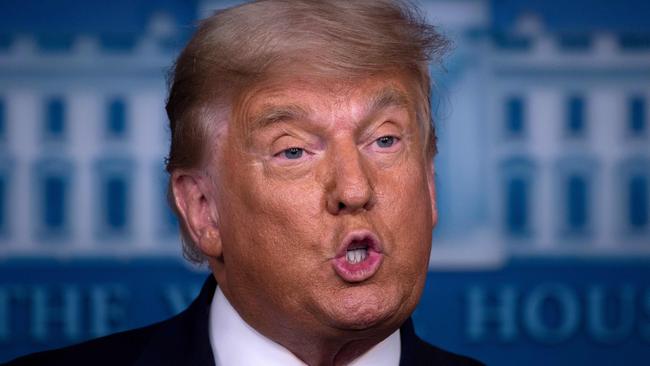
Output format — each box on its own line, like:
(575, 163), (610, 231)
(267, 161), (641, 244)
(485, 76), (501, 239)
(590, 89), (622, 250)
(445, 62), (487, 236)
(7, 90), (39, 251)
(68, 90), (101, 251)
(130, 90), (166, 250)
(528, 88), (561, 250)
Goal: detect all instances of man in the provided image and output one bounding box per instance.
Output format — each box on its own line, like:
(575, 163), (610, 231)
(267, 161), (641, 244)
(6, 0), (483, 365)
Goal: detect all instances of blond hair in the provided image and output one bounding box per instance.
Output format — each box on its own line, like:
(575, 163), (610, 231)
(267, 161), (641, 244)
(165, 0), (449, 263)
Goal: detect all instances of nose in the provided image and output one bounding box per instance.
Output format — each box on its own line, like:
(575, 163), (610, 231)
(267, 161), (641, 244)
(325, 142), (375, 215)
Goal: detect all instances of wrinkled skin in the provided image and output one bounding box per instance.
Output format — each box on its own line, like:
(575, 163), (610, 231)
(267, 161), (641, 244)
(173, 72), (437, 366)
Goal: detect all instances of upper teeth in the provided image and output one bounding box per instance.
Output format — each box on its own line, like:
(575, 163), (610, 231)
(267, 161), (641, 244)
(346, 248), (368, 264)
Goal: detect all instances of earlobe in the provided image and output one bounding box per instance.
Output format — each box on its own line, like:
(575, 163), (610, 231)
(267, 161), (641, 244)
(199, 227), (223, 258)
(171, 171), (223, 259)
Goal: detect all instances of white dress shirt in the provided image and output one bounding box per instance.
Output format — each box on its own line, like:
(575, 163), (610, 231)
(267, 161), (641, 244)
(209, 286), (401, 366)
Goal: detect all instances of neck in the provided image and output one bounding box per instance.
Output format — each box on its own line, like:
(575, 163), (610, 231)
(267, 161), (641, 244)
(213, 269), (402, 366)
(218, 287), (395, 366)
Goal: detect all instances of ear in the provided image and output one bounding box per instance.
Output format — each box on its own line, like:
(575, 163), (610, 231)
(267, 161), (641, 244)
(427, 161), (438, 228)
(171, 170), (223, 259)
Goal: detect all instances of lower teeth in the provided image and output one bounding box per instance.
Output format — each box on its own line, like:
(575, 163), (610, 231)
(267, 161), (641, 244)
(346, 248), (368, 264)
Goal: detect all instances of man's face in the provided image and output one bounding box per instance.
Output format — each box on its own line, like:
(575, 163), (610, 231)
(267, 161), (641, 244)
(210, 72), (437, 339)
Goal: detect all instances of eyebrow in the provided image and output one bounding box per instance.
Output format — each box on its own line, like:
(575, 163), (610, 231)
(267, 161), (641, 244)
(249, 103), (311, 131)
(364, 87), (410, 117)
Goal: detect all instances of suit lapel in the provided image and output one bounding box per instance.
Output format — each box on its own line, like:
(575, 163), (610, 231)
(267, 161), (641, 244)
(399, 317), (430, 366)
(134, 275), (217, 366)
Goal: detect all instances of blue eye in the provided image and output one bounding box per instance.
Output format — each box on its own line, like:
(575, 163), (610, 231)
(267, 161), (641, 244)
(376, 136), (395, 148)
(283, 147), (304, 159)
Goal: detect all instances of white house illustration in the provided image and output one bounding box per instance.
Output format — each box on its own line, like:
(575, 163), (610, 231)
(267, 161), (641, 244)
(0, 0), (647, 268)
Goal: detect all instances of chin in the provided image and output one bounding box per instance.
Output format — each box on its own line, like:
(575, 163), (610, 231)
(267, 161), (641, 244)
(332, 312), (392, 332)
(323, 284), (408, 332)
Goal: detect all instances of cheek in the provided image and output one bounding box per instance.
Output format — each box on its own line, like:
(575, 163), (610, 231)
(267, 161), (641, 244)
(253, 180), (323, 240)
(377, 162), (433, 263)
(222, 168), (324, 266)
(222, 176), (329, 308)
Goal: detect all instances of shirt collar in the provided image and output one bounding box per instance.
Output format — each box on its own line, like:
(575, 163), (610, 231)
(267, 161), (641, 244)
(209, 286), (401, 366)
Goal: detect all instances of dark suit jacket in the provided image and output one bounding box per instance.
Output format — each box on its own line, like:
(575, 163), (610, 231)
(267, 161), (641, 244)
(5, 276), (484, 366)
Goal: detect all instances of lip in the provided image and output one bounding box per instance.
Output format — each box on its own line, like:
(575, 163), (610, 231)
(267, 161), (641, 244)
(331, 230), (384, 283)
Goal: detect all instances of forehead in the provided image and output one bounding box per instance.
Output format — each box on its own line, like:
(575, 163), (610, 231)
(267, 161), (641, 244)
(236, 73), (419, 131)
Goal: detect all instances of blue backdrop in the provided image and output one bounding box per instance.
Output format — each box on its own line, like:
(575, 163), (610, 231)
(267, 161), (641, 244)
(1, 0), (649, 364)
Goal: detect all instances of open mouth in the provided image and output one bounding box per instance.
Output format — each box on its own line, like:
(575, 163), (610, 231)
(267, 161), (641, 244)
(332, 231), (383, 283)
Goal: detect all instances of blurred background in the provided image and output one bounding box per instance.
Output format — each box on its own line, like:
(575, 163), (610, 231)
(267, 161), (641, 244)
(0, 0), (648, 364)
